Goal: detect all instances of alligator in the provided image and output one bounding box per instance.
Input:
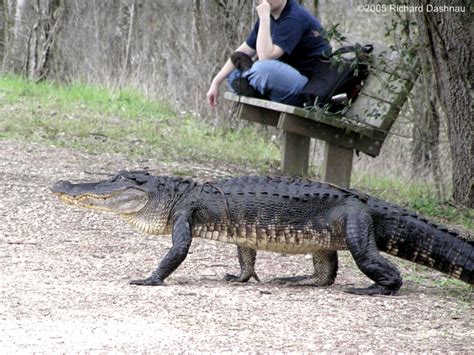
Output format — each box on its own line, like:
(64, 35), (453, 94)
(51, 171), (473, 295)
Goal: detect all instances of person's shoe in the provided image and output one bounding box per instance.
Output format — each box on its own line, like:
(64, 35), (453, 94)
(230, 51), (254, 72)
(230, 51), (260, 97)
(230, 77), (258, 97)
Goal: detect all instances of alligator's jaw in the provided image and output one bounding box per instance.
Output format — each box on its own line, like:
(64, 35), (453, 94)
(52, 180), (149, 214)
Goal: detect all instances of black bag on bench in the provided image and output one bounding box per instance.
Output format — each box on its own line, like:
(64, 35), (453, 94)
(300, 44), (373, 110)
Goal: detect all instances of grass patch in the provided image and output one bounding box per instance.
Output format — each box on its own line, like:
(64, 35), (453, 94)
(0, 74), (279, 168)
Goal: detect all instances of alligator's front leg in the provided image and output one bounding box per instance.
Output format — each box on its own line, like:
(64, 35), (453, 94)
(130, 213), (192, 286)
(224, 246), (260, 282)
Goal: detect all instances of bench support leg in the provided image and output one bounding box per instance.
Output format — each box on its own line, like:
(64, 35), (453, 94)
(322, 143), (353, 187)
(281, 132), (310, 176)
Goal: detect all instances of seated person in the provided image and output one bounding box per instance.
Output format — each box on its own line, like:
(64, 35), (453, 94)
(206, 0), (331, 107)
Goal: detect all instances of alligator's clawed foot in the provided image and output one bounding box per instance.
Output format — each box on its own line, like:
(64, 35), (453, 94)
(129, 277), (164, 286)
(270, 275), (318, 287)
(224, 271), (260, 283)
(345, 283), (399, 296)
(270, 273), (336, 287)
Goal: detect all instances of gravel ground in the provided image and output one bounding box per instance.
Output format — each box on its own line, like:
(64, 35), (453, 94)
(0, 140), (472, 353)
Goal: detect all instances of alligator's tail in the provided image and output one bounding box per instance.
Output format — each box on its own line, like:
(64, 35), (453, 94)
(370, 200), (473, 285)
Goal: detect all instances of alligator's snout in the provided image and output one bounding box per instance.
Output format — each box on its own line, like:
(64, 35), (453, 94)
(51, 180), (94, 198)
(51, 177), (150, 213)
(51, 180), (74, 194)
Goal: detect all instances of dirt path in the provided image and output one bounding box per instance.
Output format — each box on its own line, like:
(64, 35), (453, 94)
(0, 140), (472, 353)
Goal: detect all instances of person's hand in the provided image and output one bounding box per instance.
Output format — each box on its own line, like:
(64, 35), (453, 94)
(207, 83), (219, 107)
(256, 0), (271, 20)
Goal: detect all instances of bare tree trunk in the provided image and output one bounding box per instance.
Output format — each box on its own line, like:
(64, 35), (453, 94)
(29, 0), (64, 81)
(118, 0), (135, 75)
(0, 0), (4, 64)
(5, 0), (31, 73)
(1, 0), (13, 70)
(411, 96), (443, 199)
(192, 0), (205, 58)
(411, 50), (444, 200)
(414, 0), (472, 207)
(313, 0), (319, 16)
(3, 0), (63, 79)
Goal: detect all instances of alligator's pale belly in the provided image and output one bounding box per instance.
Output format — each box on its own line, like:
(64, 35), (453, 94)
(193, 222), (347, 254)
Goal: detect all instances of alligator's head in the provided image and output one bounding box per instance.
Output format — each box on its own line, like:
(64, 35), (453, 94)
(52, 171), (196, 235)
(51, 171), (154, 214)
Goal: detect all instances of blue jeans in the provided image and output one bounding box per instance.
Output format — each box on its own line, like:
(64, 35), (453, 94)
(227, 60), (308, 106)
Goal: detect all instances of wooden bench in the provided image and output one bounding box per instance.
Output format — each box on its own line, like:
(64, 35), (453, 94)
(225, 38), (418, 187)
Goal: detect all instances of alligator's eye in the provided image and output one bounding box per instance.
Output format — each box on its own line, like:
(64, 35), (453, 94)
(112, 171), (149, 185)
(133, 176), (149, 185)
(111, 172), (130, 183)
(127, 171), (150, 185)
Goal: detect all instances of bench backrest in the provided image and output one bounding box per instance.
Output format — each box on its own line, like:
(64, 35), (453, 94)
(342, 35), (418, 139)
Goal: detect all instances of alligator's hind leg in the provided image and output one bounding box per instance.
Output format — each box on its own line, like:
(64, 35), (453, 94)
(344, 211), (402, 295)
(224, 246), (260, 282)
(271, 250), (338, 286)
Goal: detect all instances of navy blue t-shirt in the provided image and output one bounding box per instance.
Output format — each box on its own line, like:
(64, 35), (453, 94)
(246, 0), (331, 78)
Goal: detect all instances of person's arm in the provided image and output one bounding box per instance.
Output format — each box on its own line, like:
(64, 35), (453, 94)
(207, 42), (256, 107)
(255, 0), (284, 60)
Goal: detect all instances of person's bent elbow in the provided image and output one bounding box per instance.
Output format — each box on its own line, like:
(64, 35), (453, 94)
(258, 45), (284, 61)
